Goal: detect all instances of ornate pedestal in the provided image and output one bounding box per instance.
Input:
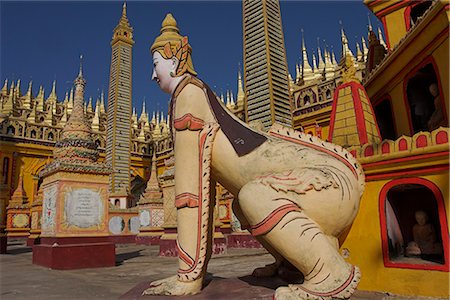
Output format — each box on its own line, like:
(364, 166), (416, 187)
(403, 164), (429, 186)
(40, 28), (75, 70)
(0, 172), (9, 254)
(6, 169), (30, 239)
(32, 172), (114, 269)
(6, 206), (30, 239)
(27, 188), (43, 246)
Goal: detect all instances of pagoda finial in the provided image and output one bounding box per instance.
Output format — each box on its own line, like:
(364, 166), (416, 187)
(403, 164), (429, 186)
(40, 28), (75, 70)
(378, 27), (387, 48)
(49, 80), (57, 99)
(122, 2), (127, 16)
(300, 28), (313, 76)
(78, 55), (83, 78)
(1, 79), (7, 94)
(317, 37), (325, 69)
(367, 13), (373, 32)
(9, 166), (28, 205)
(27, 81), (32, 96)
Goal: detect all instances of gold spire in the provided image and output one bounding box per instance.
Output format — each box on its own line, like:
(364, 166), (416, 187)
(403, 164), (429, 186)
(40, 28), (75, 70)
(112, 2), (134, 45)
(23, 81), (32, 109)
(236, 70), (245, 109)
(1, 79), (7, 95)
(60, 60), (91, 141)
(132, 107), (138, 129)
(9, 167), (28, 206)
(87, 96), (93, 113)
(100, 90), (105, 113)
(301, 29), (313, 75)
(15, 79), (21, 98)
(92, 100), (100, 131)
(317, 38), (325, 70)
(139, 151), (163, 204)
(139, 101), (148, 123)
(378, 27), (387, 48)
(356, 42), (363, 61)
(48, 80), (57, 101)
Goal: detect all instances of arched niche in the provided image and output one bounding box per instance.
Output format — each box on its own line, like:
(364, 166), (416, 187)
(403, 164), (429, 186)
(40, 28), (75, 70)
(379, 178), (448, 271)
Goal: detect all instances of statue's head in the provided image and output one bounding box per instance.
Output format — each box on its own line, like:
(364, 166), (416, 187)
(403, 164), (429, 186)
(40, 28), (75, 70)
(415, 210), (428, 226)
(150, 13), (197, 94)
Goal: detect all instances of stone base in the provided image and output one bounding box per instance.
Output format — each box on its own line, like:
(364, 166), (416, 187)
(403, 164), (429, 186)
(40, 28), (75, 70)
(159, 238), (177, 257)
(120, 276), (284, 300)
(227, 233), (262, 248)
(32, 237), (115, 270)
(27, 235), (41, 247)
(108, 235), (136, 244)
(213, 237), (226, 255)
(0, 234), (7, 254)
(135, 235), (160, 245)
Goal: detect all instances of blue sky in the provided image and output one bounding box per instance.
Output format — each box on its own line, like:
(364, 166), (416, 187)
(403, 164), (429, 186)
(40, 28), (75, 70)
(1, 1), (381, 116)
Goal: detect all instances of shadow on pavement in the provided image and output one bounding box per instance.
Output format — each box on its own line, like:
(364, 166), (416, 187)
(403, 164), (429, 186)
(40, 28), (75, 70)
(4, 247), (32, 255)
(238, 275), (286, 290)
(116, 250), (144, 265)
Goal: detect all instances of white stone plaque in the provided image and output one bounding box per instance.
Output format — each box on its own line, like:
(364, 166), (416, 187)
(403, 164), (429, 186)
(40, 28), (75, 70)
(129, 216), (140, 234)
(42, 184), (57, 233)
(109, 216), (124, 235)
(64, 188), (103, 228)
(139, 210), (151, 227)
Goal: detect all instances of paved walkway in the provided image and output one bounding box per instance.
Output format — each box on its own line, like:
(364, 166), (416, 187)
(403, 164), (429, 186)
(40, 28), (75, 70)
(0, 241), (446, 300)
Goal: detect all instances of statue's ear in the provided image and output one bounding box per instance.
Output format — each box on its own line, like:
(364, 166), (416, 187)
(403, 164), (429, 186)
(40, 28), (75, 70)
(171, 57), (179, 72)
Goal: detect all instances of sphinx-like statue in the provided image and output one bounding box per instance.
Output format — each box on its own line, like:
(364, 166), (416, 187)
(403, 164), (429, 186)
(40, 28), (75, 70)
(144, 13), (365, 300)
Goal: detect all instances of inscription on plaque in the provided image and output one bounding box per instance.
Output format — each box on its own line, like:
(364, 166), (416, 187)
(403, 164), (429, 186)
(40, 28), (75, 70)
(42, 184), (57, 232)
(65, 188), (103, 228)
(139, 210), (150, 227)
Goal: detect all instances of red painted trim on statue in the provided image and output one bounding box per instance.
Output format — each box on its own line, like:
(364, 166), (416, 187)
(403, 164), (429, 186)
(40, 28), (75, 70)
(379, 178), (449, 272)
(297, 266), (356, 297)
(251, 204), (300, 236)
(174, 113), (205, 131)
(366, 164), (448, 181)
(271, 132), (358, 178)
(176, 239), (195, 267)
(175, 192), (199, 208)
(402, 54), (448, 134)
(178, 129), (209, 275)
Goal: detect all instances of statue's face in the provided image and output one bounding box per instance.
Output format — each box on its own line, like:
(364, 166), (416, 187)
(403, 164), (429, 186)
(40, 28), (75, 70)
(152, 51), (177, 94)
(415, 211), (428, 226)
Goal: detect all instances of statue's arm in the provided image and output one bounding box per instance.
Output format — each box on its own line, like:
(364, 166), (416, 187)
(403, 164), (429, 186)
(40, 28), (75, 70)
(173, 84), (216, 283)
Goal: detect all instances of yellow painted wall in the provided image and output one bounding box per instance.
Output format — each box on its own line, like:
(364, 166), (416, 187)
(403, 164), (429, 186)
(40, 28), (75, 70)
(342, 172), (449, 297)
(384, 8), (408, 49)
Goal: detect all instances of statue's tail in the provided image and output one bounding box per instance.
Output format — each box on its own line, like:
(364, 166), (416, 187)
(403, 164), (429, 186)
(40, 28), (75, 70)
(268, 123), (365, 198)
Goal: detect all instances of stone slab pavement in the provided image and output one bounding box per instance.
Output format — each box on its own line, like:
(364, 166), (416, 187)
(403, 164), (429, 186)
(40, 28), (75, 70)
(0, 240), (447, 300)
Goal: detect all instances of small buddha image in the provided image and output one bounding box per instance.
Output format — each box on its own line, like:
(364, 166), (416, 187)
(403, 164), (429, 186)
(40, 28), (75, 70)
(427, 83), (446, 131)
(406, 210), (443, 258)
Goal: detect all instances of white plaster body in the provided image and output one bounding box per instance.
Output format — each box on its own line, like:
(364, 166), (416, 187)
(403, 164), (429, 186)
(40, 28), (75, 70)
(145, 52), (364, 299)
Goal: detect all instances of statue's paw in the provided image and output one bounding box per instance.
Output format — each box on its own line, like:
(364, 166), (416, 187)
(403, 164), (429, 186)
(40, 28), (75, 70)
(142, 275), (202, 296)
(252, 262), (279, 277)
(274, 265), (361, 300)
(274, 287), (299, 300)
